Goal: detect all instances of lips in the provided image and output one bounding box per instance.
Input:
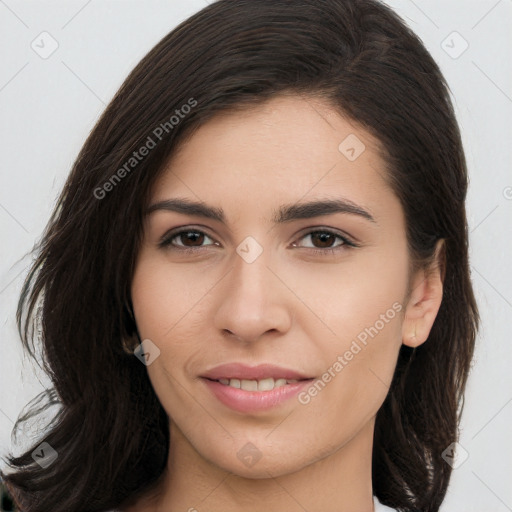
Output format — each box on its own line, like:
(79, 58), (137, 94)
(200, 362), (314, 381)
(200, 363), (315, 412)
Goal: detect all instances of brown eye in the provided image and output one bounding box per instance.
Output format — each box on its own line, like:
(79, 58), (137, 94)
(159, 229), (218, 250)
(178, 231), (206, 246)
(296, 230), (348, 249)
(310, 232), (338, 248)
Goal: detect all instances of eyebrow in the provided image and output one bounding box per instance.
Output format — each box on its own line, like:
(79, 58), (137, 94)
(146, 197), (376, 224)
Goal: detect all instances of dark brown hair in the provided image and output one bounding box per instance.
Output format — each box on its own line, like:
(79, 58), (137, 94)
(1, 1), (478, 511)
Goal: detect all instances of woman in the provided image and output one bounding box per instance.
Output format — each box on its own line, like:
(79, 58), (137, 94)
(1, 0), (478, 511)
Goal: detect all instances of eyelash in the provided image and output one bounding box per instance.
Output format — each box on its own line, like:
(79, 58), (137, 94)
(158, 227), (358, 256)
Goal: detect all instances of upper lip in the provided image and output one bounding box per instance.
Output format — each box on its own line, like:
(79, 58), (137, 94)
(201, 363), (314, 381)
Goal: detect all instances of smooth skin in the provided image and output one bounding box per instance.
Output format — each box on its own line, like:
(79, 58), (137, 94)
(127, 94), (444, 512)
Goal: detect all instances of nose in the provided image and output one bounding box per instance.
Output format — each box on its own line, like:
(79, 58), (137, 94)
(213, 244), (292, 344)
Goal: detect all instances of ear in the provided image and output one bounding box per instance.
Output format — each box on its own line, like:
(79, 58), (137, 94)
(402, 239), (445, 348)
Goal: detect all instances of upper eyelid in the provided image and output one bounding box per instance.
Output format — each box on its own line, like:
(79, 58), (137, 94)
(162, 226), (219, 244)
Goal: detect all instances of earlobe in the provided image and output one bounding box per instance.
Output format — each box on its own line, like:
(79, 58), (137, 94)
(406, 329), (418, 347)
(402, 240), (445, 348)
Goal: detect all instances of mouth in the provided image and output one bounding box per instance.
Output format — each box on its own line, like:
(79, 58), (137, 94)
(203, 376), (314, 392)
(199, 363), (316, 412)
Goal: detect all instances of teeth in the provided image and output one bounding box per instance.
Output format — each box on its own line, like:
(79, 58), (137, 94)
(257, 378), (275, 391)
(217, 377), (298, 391)
(241, 379), (258, 391)
(228, 378), (240, 388)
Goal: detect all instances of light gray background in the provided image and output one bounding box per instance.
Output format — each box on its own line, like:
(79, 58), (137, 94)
(1, 1), (511, 510)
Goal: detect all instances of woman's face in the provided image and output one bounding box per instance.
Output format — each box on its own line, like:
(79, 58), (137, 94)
(131, 95), (413, 478)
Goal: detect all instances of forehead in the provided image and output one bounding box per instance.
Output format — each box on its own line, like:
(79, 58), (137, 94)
(150, 95), (396, 220)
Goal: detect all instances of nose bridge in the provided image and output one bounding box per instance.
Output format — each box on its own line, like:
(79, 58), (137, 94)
(213, 239), (291, 341)
(228, 243), (273, 313)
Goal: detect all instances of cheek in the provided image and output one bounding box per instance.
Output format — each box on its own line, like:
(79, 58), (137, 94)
(130, 254), (219, 408)
(272, 245), (408, 340)
(296, 306), (403, 449)
(130, 256), (205, 410)
(285, 247), (407, 410)
(131, 253), (216, 342)
(330, 261), (407, 389)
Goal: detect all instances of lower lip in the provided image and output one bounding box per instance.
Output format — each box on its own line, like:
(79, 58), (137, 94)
(201, 378), (313, 413)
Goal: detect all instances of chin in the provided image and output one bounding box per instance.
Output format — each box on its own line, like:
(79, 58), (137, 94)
(204, 442), (311, 480)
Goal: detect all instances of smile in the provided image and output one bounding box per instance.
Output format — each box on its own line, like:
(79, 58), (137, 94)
(216, 377), (302, 391)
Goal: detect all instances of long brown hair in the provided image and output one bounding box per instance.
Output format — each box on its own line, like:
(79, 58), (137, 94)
(1, 1), (478, 510)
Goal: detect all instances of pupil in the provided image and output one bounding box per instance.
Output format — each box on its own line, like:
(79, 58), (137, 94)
(183, 232), (204, 246)
(312, 232), (334, 248)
